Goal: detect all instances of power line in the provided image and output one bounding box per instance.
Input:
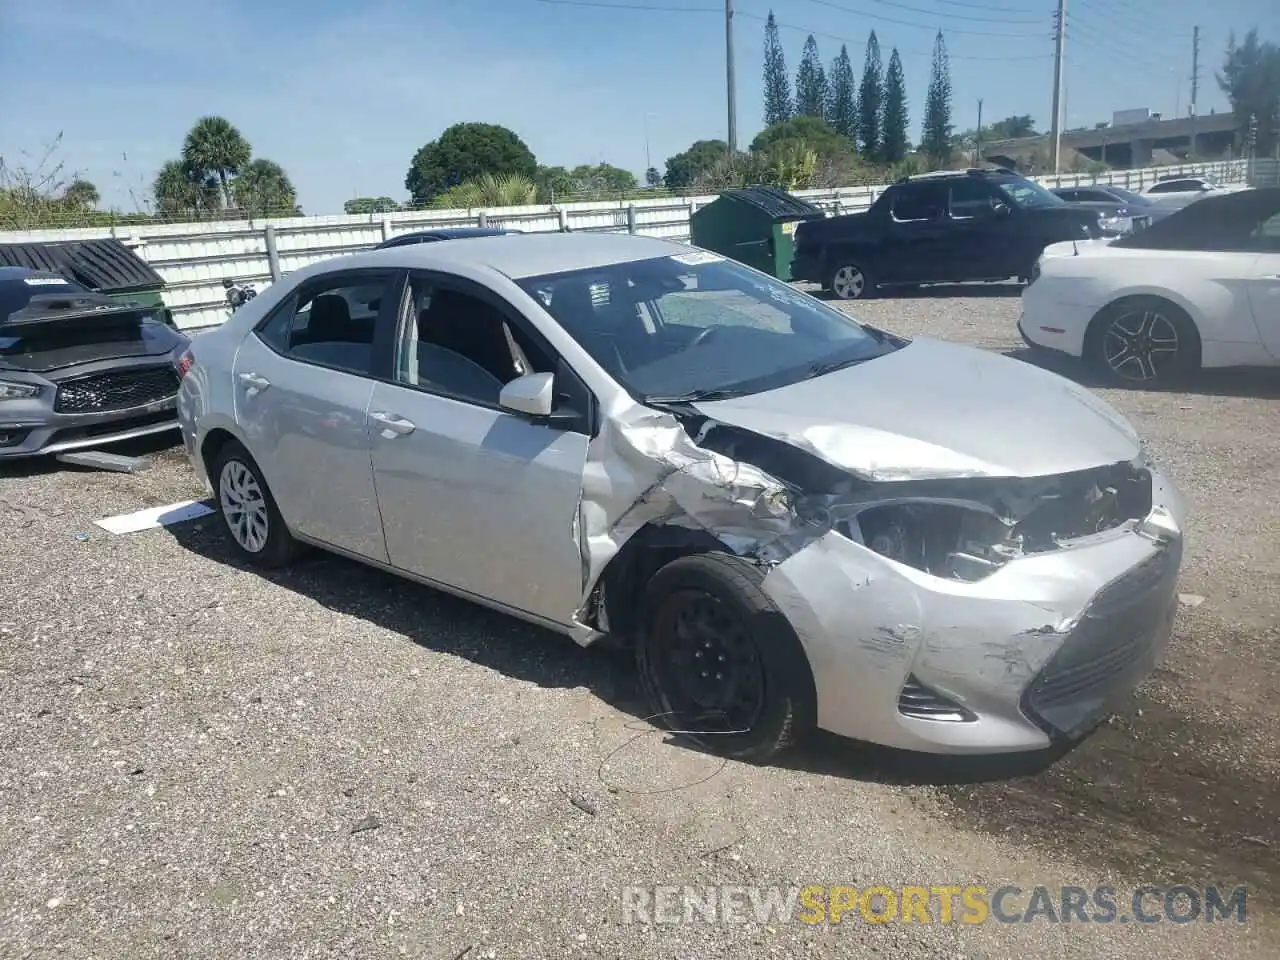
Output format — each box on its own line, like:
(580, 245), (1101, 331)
(930, 0), (1047, 11)
(738, 11), (1050, 61)
(531, 0), (718, 11)
(790, 0), (1047, 37)
(798, 0), (1043, 24)
(1074, 0), (1191, 37)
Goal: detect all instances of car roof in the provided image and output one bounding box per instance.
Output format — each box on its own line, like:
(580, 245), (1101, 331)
(394, 227), (518, 241)
(313, 232), (691, 281)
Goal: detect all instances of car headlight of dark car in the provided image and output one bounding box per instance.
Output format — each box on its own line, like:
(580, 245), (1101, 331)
(0, 380), (40, 401)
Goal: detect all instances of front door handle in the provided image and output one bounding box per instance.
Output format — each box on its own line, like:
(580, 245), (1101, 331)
(370, 411), (416, 436)
(238, 372), (271, 395)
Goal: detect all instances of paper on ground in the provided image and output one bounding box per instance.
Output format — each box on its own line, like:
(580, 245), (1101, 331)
(95, 500), (214, 535)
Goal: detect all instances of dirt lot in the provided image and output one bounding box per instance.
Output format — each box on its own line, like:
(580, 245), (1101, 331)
(2, 287), (1278, 959)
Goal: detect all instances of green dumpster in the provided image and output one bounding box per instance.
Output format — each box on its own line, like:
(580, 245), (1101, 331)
(0, 237), (175, 326)
(689, 186), (827, 281)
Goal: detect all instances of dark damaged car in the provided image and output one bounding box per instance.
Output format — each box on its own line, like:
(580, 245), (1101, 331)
(176, 234), (1186, 763)
(0, 267), (188, 458)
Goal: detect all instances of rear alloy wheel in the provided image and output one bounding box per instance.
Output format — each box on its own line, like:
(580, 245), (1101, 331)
(636, 552), (817, 763)
(828, 262), (873, 300)
(1091, 298), (1198, 385)
(211, 441), (303, 568)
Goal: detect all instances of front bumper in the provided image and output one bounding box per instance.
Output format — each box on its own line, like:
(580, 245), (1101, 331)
(790, 253), (825, 284)
(759, 465), (1186, 754)
(0, 399), (179, 459)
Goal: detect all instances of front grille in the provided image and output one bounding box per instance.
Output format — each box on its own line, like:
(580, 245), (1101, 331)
(1023, 539), (1182, 737)
(54, 365), (179, 414)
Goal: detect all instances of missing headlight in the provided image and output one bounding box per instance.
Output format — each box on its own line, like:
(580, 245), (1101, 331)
(850, 502), (1022, 582)
(839, 461), (1153, 582)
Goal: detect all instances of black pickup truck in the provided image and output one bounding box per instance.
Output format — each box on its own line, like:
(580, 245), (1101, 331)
(791, 168), (1104, 299)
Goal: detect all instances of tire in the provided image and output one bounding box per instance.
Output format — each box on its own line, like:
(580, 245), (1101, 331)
(827, 260), (875, 301)
(210, 440), (303, 568)
(1085, 296), (1200, 386)
(635, 552), (817, 763)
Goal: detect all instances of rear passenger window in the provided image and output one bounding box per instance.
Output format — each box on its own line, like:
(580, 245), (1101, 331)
(891, 185), (946, 222)
(948, 181), (999, 219)
(254, 273), (397, 376)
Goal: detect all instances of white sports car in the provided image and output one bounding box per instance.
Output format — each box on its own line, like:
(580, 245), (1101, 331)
(1141, 175), (1252, 213)
(1019, 186), (1280, 384)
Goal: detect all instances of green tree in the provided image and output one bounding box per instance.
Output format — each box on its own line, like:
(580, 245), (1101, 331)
(534, 165), (577, 201)
(60, 179), (99, 210)
(644, 167), (662, 187)
(762, 11), (793, 126)
(232, 158), (299, 217)
(569, 163), (637, 198)
(405, 123), (538, 206)
(881, 48), (909, 163)
(795, 35), (828, 119)
(663, 139), (729, 190)
(922, 31), (954, 167)
(344, 196), (400, 215)
(1218, 28), (1280, 155)
(181, 116), (251, 208)
(826, 45), (857, 141)
(751, 116), (850, 158)
(152, 159), (221, 219)
(857, 31), (884, 159)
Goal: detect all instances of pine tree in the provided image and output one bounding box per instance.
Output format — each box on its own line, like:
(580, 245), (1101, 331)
(922, 31), (954, 167)
(795, 35), (828, 119)
(856, 31), (884, 159)
(881, 48), (909, 163)
(826, 45), (857, 141)
(762, 12), (793, 126)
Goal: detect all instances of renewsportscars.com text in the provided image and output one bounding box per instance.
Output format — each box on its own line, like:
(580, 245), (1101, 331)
(621, 884), (1248, 925)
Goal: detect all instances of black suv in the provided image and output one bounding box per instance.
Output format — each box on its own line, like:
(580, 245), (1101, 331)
(791, 168), (1104, 299)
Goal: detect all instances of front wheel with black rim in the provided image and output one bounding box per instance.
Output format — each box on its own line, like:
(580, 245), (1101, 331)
(828, 261), (874, 301)
(211, 441), (303, 568)
(1087, 297), (1199, 386)
(635, 552), (817, 763)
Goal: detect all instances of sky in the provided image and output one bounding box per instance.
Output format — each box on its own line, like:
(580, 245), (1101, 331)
(0, 0), (1273, 214)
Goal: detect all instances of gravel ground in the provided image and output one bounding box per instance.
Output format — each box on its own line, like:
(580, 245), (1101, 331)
(2, 286), (1278, 959)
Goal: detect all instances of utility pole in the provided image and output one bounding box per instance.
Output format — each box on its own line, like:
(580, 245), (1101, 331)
(725, 0), (738, 153)
(1189, 25), (1200, 157)
(1049, 0), (1067, 173)
(975, 98), (984, 165)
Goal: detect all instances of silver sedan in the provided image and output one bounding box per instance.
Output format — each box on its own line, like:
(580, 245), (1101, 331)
(176, 233), (1187, 762)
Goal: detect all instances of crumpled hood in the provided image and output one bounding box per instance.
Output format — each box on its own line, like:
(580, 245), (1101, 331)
(692, 337), (1141, 481)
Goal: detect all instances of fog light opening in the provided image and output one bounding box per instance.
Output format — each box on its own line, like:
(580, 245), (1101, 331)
(898, 675), (977, 723)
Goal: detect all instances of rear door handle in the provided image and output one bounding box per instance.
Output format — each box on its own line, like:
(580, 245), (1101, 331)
(238, 372), (271, 394)
(370, 411), (416, 436)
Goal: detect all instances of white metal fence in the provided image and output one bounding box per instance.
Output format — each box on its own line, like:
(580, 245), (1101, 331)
(1, 158), (1269, 330)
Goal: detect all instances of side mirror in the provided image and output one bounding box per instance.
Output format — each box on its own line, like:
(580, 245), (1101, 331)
(994, 202), (1012, 218)
(499, 371), (555, 417)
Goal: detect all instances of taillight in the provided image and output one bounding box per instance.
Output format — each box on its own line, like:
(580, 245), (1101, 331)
(176, 348), (195, 378)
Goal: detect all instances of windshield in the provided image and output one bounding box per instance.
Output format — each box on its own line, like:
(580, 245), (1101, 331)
(996, 177), (1065, 210)
(0, 274), (92, 323)
(517, 252), (896, 401)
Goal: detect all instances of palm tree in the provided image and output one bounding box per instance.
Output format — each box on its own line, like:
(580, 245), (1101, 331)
(182, 116), (251, 208)
(232, 158), (299, 217)
(433, 173), (538, 209)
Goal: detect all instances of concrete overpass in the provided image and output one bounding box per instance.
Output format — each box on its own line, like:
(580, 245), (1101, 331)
(982, 112), (1241, 168)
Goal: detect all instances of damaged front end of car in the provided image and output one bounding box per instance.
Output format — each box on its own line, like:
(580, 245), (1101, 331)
(571, 398), (1185, 755)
